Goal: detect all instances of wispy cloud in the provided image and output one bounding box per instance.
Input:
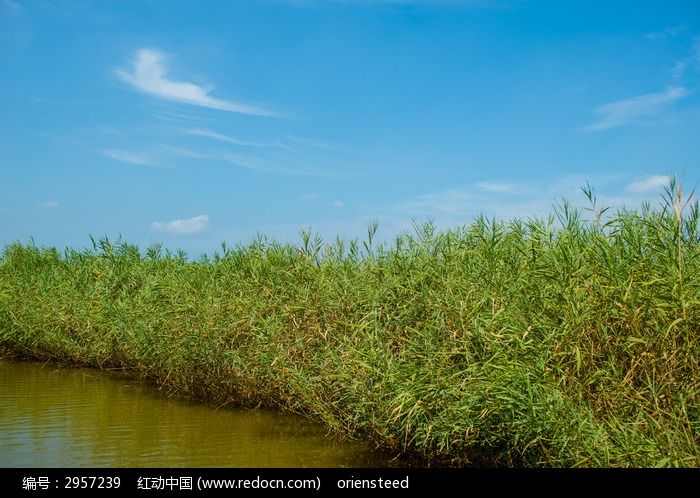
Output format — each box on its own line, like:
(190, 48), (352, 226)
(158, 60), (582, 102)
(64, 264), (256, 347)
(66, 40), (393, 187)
(220, 152), (328, 177)
(38, 200), (59, 209)
(397, 189), (552, 222)
(400, 190), (476, 216)
(672, 61), (688, 79)
(102, 149), (157, 166)
(151, 110), (214, 125)
(562, 85), (587, 96)
(332, 200), (345, 208)
(220, 152), (271, 172)
(151, 214), (210, 235)
(290, 0), (502, 7)
(286, 135), (338, 150)
(626, 175), (671, 193)
(158, 145), (210, 159)
(116, 49), (278, 117)
(395, 173), (678, 225)
(669, 36), (700, 80)
(186, 128), (285, 149)
(301, 193), (319, 202)
(579, 87), (688, 133)
(1, 0), (21, 15)
(476, 181), (520, 194)
(644, 25), (687, 41)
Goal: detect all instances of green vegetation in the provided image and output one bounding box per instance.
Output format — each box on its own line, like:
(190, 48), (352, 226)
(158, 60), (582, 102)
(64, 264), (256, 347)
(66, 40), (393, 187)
(1, 180), (698, 467)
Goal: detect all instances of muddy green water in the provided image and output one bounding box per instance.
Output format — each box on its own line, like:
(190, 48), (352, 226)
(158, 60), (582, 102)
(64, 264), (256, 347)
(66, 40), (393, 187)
(0, 360), (391, 467)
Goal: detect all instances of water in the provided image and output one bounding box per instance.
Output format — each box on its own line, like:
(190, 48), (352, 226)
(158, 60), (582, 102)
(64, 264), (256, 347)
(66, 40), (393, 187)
(0, 359), (390, 467)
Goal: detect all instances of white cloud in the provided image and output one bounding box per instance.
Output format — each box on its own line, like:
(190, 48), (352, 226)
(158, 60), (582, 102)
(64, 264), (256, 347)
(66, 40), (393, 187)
(151, 215), (210, 235)
(626, 175), (671, 193)
(579, 87), (688, 133)
(103, 149), (156, 166)
(562, 85), (587, 96)
(285, 135), (338, 150)
(644, 25), (687, 41)
(669, 37), (700, 80)
(220, 152), (325, 176)
(672, 61), (688, 79)
(186, 128), (282, 148)
(332, 200), (345, 208)
(116, 49), (277, 117)
(394, 172), (687, 231)
(301, 193), (319, 202)
(1, 0), (20, 15)
(220, 152), (270, 171)
(476, 181), (520, 194)
(397, 189), (552, 223)
(401, 189), (475, 216)
(39, 200), (59, 209)
(158, 145), (210, 159)
(306, 0), (499, 6)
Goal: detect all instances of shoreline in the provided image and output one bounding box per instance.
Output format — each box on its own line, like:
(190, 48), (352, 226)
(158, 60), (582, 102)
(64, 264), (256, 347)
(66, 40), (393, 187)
(1, 202), (698, 467)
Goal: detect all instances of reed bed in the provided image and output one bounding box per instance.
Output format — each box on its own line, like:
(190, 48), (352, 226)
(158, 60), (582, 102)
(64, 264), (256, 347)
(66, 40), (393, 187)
(1, 181), (698, 466)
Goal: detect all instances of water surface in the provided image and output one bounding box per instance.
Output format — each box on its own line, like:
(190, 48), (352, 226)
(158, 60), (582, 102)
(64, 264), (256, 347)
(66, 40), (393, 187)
(0, 359), (390, 467)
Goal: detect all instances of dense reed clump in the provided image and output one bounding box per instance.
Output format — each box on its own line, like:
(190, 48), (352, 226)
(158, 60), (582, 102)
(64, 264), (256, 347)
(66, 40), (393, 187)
(0, 180), (698, 467)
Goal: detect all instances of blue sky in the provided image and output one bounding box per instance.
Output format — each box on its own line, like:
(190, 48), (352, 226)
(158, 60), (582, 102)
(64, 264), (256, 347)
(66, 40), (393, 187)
(1, 0), (699, 255)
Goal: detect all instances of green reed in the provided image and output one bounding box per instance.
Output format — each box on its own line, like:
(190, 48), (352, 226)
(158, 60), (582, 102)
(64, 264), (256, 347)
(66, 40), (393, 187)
(1, 180), (698, 467)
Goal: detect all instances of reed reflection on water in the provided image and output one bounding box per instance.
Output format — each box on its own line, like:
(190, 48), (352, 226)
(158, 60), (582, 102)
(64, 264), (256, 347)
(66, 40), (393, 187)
(0, 360), (389, 467)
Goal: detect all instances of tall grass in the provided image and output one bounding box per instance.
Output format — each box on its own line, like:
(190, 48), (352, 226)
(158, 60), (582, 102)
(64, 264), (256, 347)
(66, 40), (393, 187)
(0, 181), (698, 466)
